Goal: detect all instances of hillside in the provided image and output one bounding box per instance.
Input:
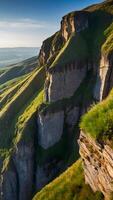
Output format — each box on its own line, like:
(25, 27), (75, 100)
(0, 0), (113, 200)
(33, 160), (104, 200)
(0, 47), (39, 68)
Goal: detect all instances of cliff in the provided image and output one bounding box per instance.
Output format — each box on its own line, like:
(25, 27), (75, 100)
(79, 132), (113, 200)
(79, 87), (113, 199)
(0, 0), (113, 200)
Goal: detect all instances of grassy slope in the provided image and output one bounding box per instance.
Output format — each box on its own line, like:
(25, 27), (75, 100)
(51, 32), (89, 69)
(50, 0), (113, 71)
(0, 73), (32, 110)
(0, 62), (45, 173)
(102, 22), (113, 54)
(33, 160), (103, 200)
(0, 56), (38, 85)
(80, 89), (113, 146)
(0, 67), (45, 148)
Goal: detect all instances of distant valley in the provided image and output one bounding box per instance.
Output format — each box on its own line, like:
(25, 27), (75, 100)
(0, 47), (39, 67)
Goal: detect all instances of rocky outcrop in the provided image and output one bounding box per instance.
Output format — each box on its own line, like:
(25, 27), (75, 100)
(38, 11), (89, 66)
(13, 143), (35, 200)
(36, 105), (80, 190)
(45, 62), (87, 102)
(38, 32), (64, 66)
(66, 106), (79, 127)
(1, 1), (113, 200)
(0, 142), (35, 200)
(79, 131), (113, 200)
(36, 160), (64, 191)
(37, 111), (64, 149)
(61, 11), (89, 41)
(94, 53), (113, 101)
(1, 161), (18, 200)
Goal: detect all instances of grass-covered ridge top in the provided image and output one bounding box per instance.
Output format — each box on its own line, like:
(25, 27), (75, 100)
(49, 0), (113, 71)
(80, 89), (113, 144)
(33, 159), (103, 200)
(50, 32), (89, 71)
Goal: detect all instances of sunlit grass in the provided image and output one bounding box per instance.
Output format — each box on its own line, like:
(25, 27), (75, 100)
(33, 159), (103, 200)
(80, 89), (113, 143)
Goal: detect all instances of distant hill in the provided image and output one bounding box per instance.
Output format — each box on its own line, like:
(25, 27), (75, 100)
(0, 47), (39, 67)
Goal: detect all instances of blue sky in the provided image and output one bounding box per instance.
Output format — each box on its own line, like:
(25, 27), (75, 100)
(0, 0), (103, 47)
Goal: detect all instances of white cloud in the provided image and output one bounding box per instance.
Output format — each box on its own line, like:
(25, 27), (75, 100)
(0, 18), (59, 47)
(0, 19), (45, 29)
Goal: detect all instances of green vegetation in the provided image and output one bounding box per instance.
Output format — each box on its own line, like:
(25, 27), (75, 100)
(0, 56), (38, 85)
(0, 67), (45, 147)
(102, 22), (113, 55)
(0, 0), (113, 196)
(51, 32), (89, 69)
(13, 89), (44, 145)
(33, 159), (104, 200)
(50, 0), (113, 71)
(0, 64), (45, 173)
(39, 31), (64, 67)
(0, 73), (31, 110)
(80, 89), (113, 144)
(85, 0), (113, 14)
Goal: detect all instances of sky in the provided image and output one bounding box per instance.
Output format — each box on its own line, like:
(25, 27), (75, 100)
(0, 0), (103, 48)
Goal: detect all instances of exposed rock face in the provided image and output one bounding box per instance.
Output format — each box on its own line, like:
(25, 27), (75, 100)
(38, 32), (64, 66)
(45, 62), (87, 102)
(1, 142), (35, 200)
(94, 53), (113, 101)
(79, 131), (113, 200)
(66, 107), (80, 127)
(1, 162), (18, 200)
(61, 11), (89, 41)
(36, 160), (64, 191)
(37, 111), (64, 149)
(38, 11), (89, 66)
(13, 143), (34, 200)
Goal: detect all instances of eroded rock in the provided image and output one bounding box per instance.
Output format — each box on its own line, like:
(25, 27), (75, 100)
(45, 63), (87, 102)
(37, 111), (64, 149)
(79, 131), (113, 199)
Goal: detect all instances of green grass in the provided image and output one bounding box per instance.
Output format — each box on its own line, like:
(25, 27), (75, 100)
(0, 66), (45, 148)
(13, 89), (44, 145)
(49, 0), (113, 71)
(85, 0), (113, 14)
(50, 32), (89, 69)
(0, 73), (32, 110)
(0, 88), (44, 174)
(39, 31), (64, 67)
(0, 56), (38, 85)
(102, 22), (113, 55)
(0, 65), (45, 173)
(80, 89), (113, 144)
(33, 159), (104, 200)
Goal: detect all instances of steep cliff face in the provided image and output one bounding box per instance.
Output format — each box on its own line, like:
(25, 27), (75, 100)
(94, 53), (113, 101)
(0, 0), (113, 200)
(45, 62), (87, 102)
(79, 132), (113, 200)
(61, 11), (89, 41)
(38, 10), (89, 66)
(38, 32), (64, 67)
(37, 111), (64, 149)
